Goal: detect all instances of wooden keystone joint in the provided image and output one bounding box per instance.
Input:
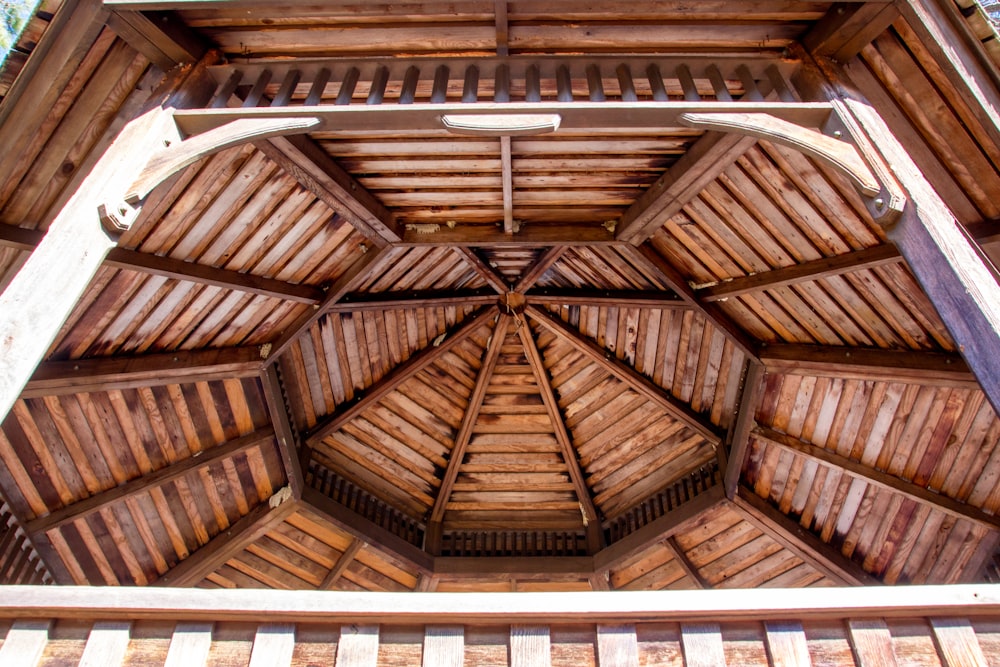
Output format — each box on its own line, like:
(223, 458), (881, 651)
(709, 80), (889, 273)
(498, 292), (526, 314)
(97, 200), (141, 236)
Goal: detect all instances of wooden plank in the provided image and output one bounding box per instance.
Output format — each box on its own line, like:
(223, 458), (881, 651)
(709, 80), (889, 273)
(319, 538), (366, 590)
(847, 619), (899, 667)
(764, 621), (812, 667)
(26, 426), (276, 535)
(930, 618), (990, 667)
(262, 366), (305, 499)
(248, 623), (296, 667)
(754, 426), (1000, 531)
(597, 624), (639, 667)
(664, 537), (709, 589)
(434, 557), (593, 579)
(422, 625), (464, 667)
(759, 344), (974, 386)
(0, 621), (50, 667)
(163, 622), (214, 667)
(803, 2), (900, 62)
(514, 246), (567, 293)
(330, 289), (497, 312)
(680, 623), (726, 667)
(22, 347), (264, 398)
(616, 131), (758, 244)
(510, 625), (551, 667)
(733, 486), (880, 586)
(401, 225), (618, 247)
(305, 307), (493, 447)
(525, 288), (685, 309)
(335, 624), (379, 667)
(106, 9), (205, 70)
(724, 361), (764, 498)
(501, 136), (514, 233)
(158, 491), (299, 587)
(78, 621), (132, 667)
(526, 305), (722, 443)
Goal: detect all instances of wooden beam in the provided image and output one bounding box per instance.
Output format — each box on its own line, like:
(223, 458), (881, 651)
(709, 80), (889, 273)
(526, 305), (722, 443)
(525, 288), (685, 309)
(158, 491), (299, 587)
(303, 487), (434, 575)
(318, 538), (366, 590)
(106, 9), (205, 70)
(330, 289), (498, 313)
(759, 343), (975, 386)
(0, 224), (325, 304)
(618, 244), (759, 360)
(428, 313), (510, 531)
(23, 347), (264, 398)
(453, 247), (509, 293)
(594, 485), (725, 573)
(501, 136), (514, 233)
(261, 365), (304, 500)
(513, 246), (567, 293)
(304, 307), (493, 447)
(517, 319), (604, 551)
(753, 425), (1000, 531)
(615, 131), (758, 244)
(723, 360), (764, 499)
(401, 224), (618, 247)
(803, 2), (901, 63)
(434, 556), (593, 580)
(733, 486), (880, 586)
(664, 536), (710, 589)
(26, 427), (276, 535)
(253, 136), (401, 245)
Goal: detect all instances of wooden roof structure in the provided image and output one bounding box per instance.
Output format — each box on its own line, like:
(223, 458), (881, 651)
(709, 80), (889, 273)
(0, 0), (999, 598)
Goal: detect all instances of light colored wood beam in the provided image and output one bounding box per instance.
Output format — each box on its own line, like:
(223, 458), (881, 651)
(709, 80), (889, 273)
(402, 224), (617, 247)
(501, 136), (514, 233)
(525, 288), (685, 309)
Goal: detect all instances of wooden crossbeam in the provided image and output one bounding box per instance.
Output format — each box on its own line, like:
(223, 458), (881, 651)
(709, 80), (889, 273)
(434, 557), (593, 580)
(0, 223), (325, 304)
(23, 347), (264, 398)
(732, 486), (880, 586)
(526, 305), (722, 443)
(401, 224), (619, 247)
(803, 2), (900, 63)
(453, 247), (510, 293)
(723, 361), (765, 499)
(105, 9), (205, 70)
(158, 491), (299, 587)
(261, 365), (305, 499)
(759, 344), (975, 386)
(26, 427), (276, 535)
(330, 289), (498, 313)
(663, 537), (710, 589)
(304, 307), (494, 447)
(525, 288), (686, 309)
(318, 538), (366, 590)
(753, 426), (1000, 531)
(517, 319), (604, 551)
(513, 246), (567, 293)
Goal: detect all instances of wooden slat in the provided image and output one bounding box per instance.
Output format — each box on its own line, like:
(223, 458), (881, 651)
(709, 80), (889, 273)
(758, 344), (974, 386)
(764, 621), (812, 667)
(262, 365), (305, 499)
(753, 426), (1000, 531)
(434, 557), (593, 580)
(79, 621), (132, 667)
(501, 135), (514, 233)
(0, 621), (51, 667)
(664, 537), (709, 589)
(525, 288), (685, 309)
(248, 623), (296, 667)
(26, 426), (276, 534)
(847, 619), (899, 667)
(335, 624), (379, 667)
(454, 247), (509, 293)
(23, 347), (264, 397)
(930, 618), (990, 667)
(163, 623), (214, 667)
(680, 623), (726, 667)
(597, 624), (639, 667)
(319, 538), (366, 590)
(803, 2), (900, 62)
(422, 625), (464, 667)
(511, 625), (551, 667)
(514, 246), (567, 293)
(724, 361), (764, 498)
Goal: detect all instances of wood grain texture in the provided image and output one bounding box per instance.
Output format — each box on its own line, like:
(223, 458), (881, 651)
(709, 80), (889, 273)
(511, 625), (551, 667)
(422, 625), (464, 667)
(848, 619), (899, 667)
(78, 621), (132, 667)
(248, 623), (296, 667)
(597, 624), (639, 667)
(930, 618), (989, 667)
(335, 624), (380, 667)
(163, 622), (214, 667)
(764, 621), (812, 667)
(680, 623), (726, 667)
(0, 621), (51, 667)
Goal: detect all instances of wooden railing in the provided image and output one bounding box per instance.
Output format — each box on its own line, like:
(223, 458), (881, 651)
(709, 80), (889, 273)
(0, 584), (998, 665)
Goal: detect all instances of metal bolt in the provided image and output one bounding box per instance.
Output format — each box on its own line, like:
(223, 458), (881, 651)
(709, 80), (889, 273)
(874, 198), (885, 210)
(833, 130), (842, 139)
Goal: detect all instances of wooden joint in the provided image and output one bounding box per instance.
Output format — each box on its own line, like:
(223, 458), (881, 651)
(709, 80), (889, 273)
(96, 200), (141, 237)
(679, 111), (905, 226)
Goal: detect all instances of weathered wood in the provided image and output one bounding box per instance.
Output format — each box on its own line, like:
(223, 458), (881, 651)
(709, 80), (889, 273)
(759, 344), (974, 386)
(248, 623), (296, 667)
(262, 365), (305, 499)
(501, 135), (514, 233)
(597, 624), (639, 667)
(764, 621), (812, 667)
(0, 620), (51, 666)
(513, 246), (567, 293)
(25, 426), (276, 534)
(454, 247), (510, 293)
(680, 623), (726, 667)
(422, 625), (463, 667)
(163, 623), (214, 667)
(305, 307), (493, 447)
(335, 624), (379, 667)
(663, 536), (709, 589)
(511, 625), (550, 667)
(434, 556), (593, 579)
(330, 288), (497, 312)
(526, 305), (722, 443)
(319, 538), (366, 590)
(930, 618), (990, 667)
(616, 130), (758, 244)
(23, 347), (264, 397)
(106, 9), (205, 70)
(724, 360), (764, 499)
(847, 619), (899, 667)
(525, 288), (685, 309)
(158, 490), (299, 587)
(78, 621), (132, 667)
(754, 425), (1000, 531)
(733, 486), (880, 586)
(803, 2), (900, 63)
(400, 225), (618, 247)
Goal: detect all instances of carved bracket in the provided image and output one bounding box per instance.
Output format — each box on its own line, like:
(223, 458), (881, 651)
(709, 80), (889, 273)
(679, 110), (905, 225)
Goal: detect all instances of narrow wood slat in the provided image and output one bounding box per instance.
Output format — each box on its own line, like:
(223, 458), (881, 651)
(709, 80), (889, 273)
(930, 618), (990, 667)
(597, 624), (639, 667)
(0, 621), (51, 667)
(163, 623), (214, 667)
(681, 623), (726, 667)
(510, 625), (551, 667)
(848, 619), (899, 667)
(764, 621), (812, 667)
(248, 623), (296, 667)
(79, 621), (132, 667)
(422, 625), (464, 667)
(319, 538), (366, 590)
(336, 624), (380, 667)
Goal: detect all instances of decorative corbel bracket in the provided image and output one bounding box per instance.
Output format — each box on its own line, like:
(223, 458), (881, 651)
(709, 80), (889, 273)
(98, 114), (321, 236)
(680, 109), (905, 226)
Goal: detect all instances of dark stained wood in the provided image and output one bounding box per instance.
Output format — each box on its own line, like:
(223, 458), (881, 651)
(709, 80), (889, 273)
(525, 288), (685, 309)
(25, 426), (276, 534)
(331, 289), (497, 312)
(663, 536), (709, 589)
(803, 2), (900, 63)
(106, 9), (206, 69)
(434, 556), (593, 579)
(724, 361), (764, 499)
(304, 307), (493, 447)
(318, 537), (366, 590)
(261, 365), (304, 499)
(513, 246), (567, 293)
(453, 247), (510, 293)
(759, 344), (974, 385)
(23, 347), (264, 397)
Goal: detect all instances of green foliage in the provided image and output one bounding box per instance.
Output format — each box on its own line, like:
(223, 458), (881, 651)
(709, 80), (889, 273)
(1, 0), (38, 65)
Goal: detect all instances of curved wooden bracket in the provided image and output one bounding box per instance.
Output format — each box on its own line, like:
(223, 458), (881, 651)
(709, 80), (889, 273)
(680, 111), (905, 224)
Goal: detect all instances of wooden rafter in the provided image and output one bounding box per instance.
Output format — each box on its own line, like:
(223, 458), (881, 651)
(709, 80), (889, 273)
(759, 344), (974, 386)
(664, 536), (710, 589)
(526, 305), (722, 443)
(318, 538), (366, 590)
(428, 313), (511, 530)
(304, 307), (494, 447)
(723, 361), (765, 499)
(501, 136), (514, 234)
(753, 426), (1000, 531)
(261, 365), (305, 499)
(453, 247), (510, 293)
(158, 492), (300, 587)
(23, 347), (264, 398)
(400, 225), (618, 247)
(732, 487), (880, 586)
(516, 318), (604, 551)
(435, 556), (593, 580)
(525, 288), (685, 309)
(513, 246), (567, 293)
(330, 289), (498, 312)
(106, 8), (205, 70)
(803, 1), (900, 63)
(25, 427), (277, 535)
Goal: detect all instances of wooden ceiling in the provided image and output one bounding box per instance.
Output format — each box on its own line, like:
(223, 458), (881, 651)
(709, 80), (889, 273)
(0, 0), (998, 593)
